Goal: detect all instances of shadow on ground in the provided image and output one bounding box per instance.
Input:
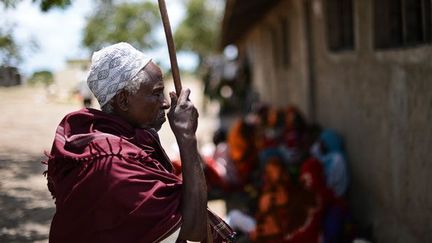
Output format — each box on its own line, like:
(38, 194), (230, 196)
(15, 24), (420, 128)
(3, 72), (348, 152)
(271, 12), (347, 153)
(0, 150), (54, 242)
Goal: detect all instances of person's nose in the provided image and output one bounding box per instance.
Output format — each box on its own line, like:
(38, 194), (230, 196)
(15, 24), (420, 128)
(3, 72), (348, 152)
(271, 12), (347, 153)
(162, 96), (170, 110)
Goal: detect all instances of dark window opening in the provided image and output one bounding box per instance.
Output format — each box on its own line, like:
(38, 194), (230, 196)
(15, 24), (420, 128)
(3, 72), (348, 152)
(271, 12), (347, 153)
(326, 0), (355, 51)
(280, 17), (290, 67)
(270, 18), (290, 68)
(374, 0), (432, 49)
(270, 26), (280, 67)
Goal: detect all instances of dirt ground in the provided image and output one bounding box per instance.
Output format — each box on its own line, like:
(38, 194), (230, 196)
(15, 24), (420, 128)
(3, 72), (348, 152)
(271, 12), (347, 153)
(0, 86), (77, 242)
(0, 85), (224, 242)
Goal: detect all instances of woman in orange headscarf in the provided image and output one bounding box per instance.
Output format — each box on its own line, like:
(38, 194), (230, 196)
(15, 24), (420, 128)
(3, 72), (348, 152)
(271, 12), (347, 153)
(227, 118), (259, 186)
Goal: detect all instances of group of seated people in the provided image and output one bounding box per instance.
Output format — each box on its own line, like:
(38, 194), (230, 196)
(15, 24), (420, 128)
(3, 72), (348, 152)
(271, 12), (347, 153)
(202, 104), (353, 242)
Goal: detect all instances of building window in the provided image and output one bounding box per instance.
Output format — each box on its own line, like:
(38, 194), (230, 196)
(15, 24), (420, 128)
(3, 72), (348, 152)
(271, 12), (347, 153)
(374, 0), (432, 49)
(280, 17), (290, 67)
(270, 26), (280, 67)
(326, 0), (355, 51)
(270, 18), (290, 68)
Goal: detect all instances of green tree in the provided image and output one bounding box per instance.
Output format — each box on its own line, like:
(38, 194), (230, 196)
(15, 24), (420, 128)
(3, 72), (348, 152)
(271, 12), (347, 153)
(0, 0), (68, 66)
(1, 0), (72, 11)
(83, 1), (160, 52)
(174, 0), (223, 64)
(37, 0), (71, 12)
(27, 70), (54, 86)
(0, 26), (21, 66)
(0, 0), (20, 8)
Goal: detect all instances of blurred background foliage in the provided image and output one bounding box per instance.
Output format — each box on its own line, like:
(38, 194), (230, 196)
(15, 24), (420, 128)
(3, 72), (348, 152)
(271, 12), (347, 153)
(174, 0), (222, 65)
(1, 0), (70, 67)
(27, 70), (54, 86)
(1, 0), (223, 76)
(1, 0), (72, 11)
(82, 1), (160, 52)
(0, 26), (21, 66)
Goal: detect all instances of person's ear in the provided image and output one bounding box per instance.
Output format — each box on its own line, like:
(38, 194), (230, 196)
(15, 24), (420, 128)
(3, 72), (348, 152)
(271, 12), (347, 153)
(115, 91), (129, 111)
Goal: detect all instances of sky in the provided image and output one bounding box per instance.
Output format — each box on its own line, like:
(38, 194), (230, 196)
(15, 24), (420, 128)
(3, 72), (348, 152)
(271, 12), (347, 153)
(1, 0), (198, 76)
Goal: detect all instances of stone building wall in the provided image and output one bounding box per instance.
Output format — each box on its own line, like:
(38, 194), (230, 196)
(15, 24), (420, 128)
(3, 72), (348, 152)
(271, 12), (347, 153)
(232, 0), (432, 242)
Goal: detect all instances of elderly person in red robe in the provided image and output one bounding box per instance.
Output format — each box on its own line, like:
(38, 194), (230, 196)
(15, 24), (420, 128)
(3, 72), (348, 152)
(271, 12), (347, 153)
(44, 43), (234, 242)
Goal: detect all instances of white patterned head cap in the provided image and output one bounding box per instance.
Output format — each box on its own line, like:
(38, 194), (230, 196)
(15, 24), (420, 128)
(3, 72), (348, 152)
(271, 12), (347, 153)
(86, 42), (152, 107)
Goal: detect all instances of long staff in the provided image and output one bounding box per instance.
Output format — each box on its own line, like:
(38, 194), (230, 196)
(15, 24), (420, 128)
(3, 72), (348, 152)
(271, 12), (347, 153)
(158, 0), (182, 96)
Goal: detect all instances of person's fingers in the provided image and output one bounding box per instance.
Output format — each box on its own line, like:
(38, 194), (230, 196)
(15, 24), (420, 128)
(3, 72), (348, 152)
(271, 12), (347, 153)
(169, 91), (178, 113)
(192, 106), (199, 118)
(178, 88), (191, 106)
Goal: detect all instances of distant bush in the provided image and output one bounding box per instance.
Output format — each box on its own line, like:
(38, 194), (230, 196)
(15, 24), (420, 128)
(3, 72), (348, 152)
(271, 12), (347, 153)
(27, 70), (53, 86)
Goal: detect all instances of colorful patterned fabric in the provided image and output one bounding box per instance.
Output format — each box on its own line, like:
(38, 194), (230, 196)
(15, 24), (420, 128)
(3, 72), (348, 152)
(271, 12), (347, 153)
(251, 157), (321, 243)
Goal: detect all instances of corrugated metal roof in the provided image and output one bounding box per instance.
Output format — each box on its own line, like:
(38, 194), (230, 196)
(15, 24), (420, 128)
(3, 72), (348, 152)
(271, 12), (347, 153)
(221, 0), (282, 48)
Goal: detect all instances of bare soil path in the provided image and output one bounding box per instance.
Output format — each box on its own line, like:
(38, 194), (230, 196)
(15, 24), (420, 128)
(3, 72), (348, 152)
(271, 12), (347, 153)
(0, 86), (78, 242)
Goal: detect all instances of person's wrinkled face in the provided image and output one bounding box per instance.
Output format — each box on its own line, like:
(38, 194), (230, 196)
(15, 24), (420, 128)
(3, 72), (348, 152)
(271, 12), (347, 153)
(126, 62), (170, 130)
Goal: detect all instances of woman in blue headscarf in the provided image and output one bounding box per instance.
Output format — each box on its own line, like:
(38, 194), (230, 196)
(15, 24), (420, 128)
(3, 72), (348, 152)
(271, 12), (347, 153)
(310, 129), (353, 243)
(310, 129), (349, 197)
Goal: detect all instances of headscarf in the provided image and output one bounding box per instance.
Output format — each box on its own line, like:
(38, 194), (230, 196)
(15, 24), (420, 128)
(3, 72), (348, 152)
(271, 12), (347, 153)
(227, 118), (258, 185)
(320, 129), (344, 154)
(312, 129), (349, 197)
(86, 42), (152, 107)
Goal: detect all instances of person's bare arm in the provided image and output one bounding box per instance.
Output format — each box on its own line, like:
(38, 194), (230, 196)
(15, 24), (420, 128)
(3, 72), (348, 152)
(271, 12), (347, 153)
(168, 89), (207, 241)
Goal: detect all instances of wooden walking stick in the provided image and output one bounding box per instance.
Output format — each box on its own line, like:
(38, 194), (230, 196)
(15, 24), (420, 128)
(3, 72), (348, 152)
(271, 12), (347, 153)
(158, 0), (182, 96)
(159, 3), (213, 241)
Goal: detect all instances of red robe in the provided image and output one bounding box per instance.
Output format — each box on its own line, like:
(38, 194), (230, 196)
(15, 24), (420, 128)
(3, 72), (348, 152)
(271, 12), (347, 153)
(45, 108), (234, 243)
